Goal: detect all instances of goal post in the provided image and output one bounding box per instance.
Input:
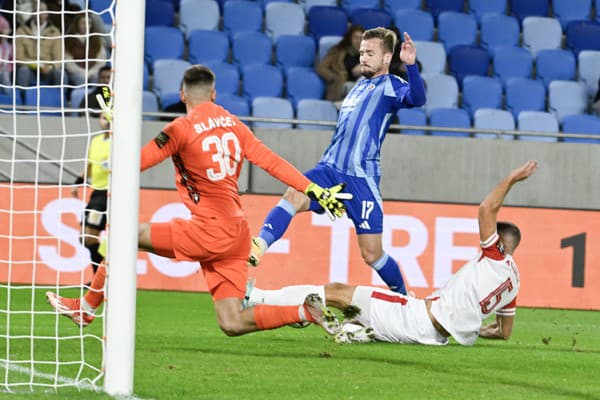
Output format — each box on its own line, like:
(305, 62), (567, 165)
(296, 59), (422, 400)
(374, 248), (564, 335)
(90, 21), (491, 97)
(0, 0), (145, 395)
(104, 0), (146, 395)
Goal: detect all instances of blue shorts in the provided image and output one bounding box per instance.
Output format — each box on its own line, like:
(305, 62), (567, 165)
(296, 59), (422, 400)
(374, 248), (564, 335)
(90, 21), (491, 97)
(305, 163), (383, 234)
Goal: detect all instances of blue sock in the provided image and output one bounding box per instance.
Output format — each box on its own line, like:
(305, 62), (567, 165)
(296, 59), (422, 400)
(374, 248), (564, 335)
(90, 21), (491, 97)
(258, 199), (296, 247)
(371, 253), (407, 295)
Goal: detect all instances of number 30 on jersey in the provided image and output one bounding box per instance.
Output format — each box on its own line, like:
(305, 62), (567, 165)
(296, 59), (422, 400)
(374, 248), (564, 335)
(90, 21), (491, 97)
(202, 132), (242, 181)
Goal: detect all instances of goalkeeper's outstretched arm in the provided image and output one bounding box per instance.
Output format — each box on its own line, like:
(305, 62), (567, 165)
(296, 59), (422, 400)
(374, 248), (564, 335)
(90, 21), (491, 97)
(240, 120), (351, 219)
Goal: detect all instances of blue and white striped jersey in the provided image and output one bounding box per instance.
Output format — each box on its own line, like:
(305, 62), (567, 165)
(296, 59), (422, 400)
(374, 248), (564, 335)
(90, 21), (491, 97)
(319, 65), (426, 177)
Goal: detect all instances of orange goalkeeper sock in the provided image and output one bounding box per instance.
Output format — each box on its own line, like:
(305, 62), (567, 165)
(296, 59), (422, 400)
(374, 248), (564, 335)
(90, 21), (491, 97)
(83, 263), (106, 309)
(253, 304), (313, 330)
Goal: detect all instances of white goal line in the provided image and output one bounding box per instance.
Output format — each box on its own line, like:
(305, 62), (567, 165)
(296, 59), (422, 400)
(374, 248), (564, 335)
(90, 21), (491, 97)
(0, 361), (150, 400)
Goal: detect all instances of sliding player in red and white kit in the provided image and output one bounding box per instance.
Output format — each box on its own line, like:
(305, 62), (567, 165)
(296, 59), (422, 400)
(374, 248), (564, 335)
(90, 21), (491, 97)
(46, 65), (351, 336)
(246, 161), (538, 345)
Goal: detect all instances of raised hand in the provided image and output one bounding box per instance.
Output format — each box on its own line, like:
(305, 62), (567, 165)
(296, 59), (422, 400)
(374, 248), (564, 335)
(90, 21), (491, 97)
(509, 160), (538, 183)
(399, 32), (417, 65)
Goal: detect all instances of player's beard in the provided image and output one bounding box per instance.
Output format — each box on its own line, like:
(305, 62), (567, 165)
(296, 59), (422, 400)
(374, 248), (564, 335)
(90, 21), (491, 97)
(361, 63), (383, 79)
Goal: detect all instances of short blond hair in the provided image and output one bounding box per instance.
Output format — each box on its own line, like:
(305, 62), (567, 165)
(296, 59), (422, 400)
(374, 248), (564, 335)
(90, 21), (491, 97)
(362, 27), (397, 55)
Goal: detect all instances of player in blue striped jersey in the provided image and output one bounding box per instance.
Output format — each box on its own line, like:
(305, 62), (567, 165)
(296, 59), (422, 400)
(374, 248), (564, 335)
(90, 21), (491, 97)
(249, 28), (426, 294)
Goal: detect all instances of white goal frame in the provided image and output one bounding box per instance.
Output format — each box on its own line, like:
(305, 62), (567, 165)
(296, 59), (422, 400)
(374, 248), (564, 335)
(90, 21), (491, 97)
(104, 0), (145, 395)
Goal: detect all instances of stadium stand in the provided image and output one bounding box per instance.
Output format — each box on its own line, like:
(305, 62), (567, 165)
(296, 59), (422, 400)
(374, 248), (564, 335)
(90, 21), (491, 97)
(275, 35), (316, 73)
(318, 36), (342, 62)
(304, 0), (337, 13)
(473, 108), (515, 139)
(383, 0), (420, 14)
(70, 88), (89, 113)
(350, 8), (393, 30)
(143, 62), (149, 90)
(522, 17), (562, 57)
(561, 114), (600, 143)
(480, 14), (520, 56)
(548, 80), (589, 121)
(397, 108), (427, 135)
(203, 61), (240, 96)
(425, 0), (464, 21)
(535, 49), (577, 89)
(413, 41), (446, 74)
(285, 67), (325, 107)
(578, 51), (600, 97)
(342, 0), (381, 14)
(566, 20), (600, 55)
(468, 0), (507, 22)
(142, 91), (159, 120)
(252, 97), (294, 128)
(232, 32), (273, 69)
(308, 6), (348, 41)
(223, 0), (263, 37)
(493, 46), (533, 85)
(517, 111), (559, 142)
(505, 78), (546, 119)
(127, 0), (600, 142)
(393, 9), (434, 41)
(179, 0), (220, 37)
(296, 99), (338, 130)
(422, 73), (459, 115)
(242, 64), (284, 100)
(188, 30), (229, 65)
(0, 92), (21, 106)
(216, 93), (250, 116)
(437, 12), (477, 53)
(552, 0), (592, 30)
(145, 0), (175, 27)
(448, 45), (490, 86)
(265, 2), (306, 41)
(144, 27), (184, 68)
(429, 108), (471, 137)
(152, 59), (191, 109)
(510, 0), (549, 22)
(23, 87), (65, 116)
(461, 76), (503, 117)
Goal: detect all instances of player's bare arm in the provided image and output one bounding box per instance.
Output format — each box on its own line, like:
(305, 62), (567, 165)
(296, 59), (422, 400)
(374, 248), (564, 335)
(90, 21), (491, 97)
(478, 161), (538, 242)
(479, 315), (515, 340)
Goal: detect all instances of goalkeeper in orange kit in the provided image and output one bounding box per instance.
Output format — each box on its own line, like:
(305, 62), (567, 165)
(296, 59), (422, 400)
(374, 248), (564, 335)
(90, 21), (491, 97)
(47, 65), (351, 336)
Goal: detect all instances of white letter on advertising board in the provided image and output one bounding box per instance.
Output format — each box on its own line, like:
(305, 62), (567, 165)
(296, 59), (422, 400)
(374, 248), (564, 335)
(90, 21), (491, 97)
(39, 198), (90, 272)
(378, 215), (429, 287)
(433, 217), (479, 288)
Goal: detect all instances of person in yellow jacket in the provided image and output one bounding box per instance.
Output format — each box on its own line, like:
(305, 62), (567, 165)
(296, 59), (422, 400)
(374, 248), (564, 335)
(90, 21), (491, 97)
(71, 112), (110, 274)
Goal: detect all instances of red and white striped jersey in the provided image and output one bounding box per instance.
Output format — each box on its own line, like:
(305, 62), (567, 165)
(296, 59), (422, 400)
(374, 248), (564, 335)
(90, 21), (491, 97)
(429, 232), (520, 346)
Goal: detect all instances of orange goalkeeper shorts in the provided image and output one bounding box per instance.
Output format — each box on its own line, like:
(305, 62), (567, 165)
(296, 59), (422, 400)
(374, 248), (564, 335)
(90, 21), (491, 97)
(150, 215), (250, 301)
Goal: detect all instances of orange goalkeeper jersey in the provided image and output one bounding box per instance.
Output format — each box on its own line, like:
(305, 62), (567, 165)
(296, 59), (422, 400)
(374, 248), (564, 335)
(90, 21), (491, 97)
(140, 101), (311, 219)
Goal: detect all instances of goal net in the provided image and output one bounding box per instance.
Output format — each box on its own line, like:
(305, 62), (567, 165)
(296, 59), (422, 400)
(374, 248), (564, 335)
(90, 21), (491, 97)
(0, 0), (117, 393)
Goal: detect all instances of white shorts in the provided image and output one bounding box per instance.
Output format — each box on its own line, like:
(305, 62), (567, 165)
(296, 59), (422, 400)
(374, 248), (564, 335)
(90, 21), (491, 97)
(351, 286), (448, 345)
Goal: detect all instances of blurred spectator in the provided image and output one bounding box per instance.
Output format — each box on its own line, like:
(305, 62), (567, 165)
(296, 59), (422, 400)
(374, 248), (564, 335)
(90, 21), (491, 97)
(15, 0), (34, 26)
(46, 0), (83, 33)
(389, 27), (422, 81)
(64, 12), (108, 85)
(79, 64), (111, 113)
(592, 78), (600, 116)
(15, 1), (62, 87)
(316, 24), (364, 101)
(0, 15), (13, 92)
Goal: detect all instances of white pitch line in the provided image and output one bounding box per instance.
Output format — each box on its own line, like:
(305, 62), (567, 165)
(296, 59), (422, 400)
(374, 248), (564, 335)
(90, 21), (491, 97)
(0, 362), (150, 400)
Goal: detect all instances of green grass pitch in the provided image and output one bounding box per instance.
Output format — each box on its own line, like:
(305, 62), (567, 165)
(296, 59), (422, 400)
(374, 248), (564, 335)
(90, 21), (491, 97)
(1, 288), (599, 399)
